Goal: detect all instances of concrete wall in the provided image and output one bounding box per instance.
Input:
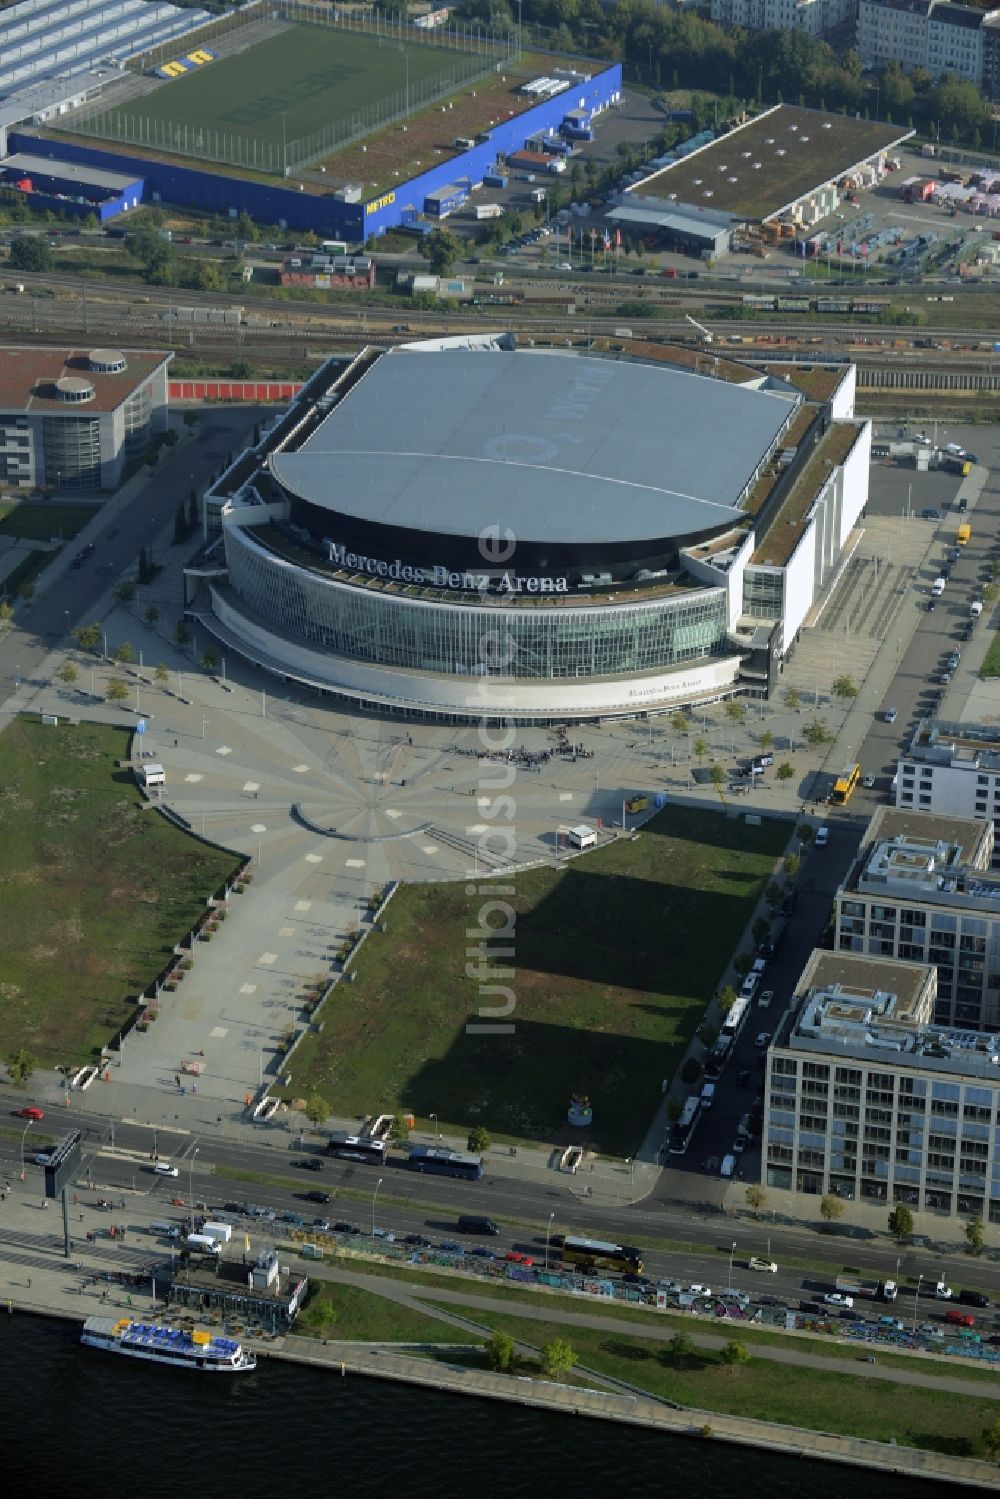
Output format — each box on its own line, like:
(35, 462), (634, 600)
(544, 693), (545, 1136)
(838, 421), (871, 548)
(9, 63), (622, 241)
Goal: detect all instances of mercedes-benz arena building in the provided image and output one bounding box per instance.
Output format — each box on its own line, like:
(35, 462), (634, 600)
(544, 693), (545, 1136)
(194, 338), (862, 723)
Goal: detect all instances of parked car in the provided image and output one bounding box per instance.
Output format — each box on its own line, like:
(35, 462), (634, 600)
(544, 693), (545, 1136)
(882, 708), (898, 723)
(758, 989), (774, 1009)
(863, 774), (876, 789)
(404, 1234), (432, 1247)
(505, 1250), (534, 1264)
(825, 1293), (854, 1308)
(438, 1241), (461, 1254)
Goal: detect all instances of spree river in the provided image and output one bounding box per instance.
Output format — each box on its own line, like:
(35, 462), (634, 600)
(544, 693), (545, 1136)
(2, 1314), (959, 1498)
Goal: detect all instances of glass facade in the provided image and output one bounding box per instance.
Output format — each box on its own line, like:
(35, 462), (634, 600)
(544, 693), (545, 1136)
(122, 384), (152, 453)
(225, 524), (729, 681)
(42, 414), (101, 490)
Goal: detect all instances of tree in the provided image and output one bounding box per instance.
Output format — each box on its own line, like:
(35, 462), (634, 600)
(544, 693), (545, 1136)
(832, 674), (858, 701)
(820, 1193), (845, 1223)
(9, 236), (53, 273)
(718, 985), (738, 1013)
(783, 852), (800, 880)
(733, 951), (754, 978)
(680, 1055), (702, 1085)
(200, 649), (218, 675)
(174, 622), (192, 649)
(966, 1215), (985, 1256)
(759, 730), (774, 751)
(105, 678), (130, 703)
(113, 641), (135, 665)
(720, 1340), (750, 1368)
(389, 1112), (410, 1142)
(668, 1329), (695, 1367)
(725, 700), (745, 724)
(57, 661), (78, 685)
(73, 622), (102, 653)
(113, 580), (136, 607)
(776, 762), (794, 785)
(424, 228), (462, 275)
(693, 734), (709, 763)
(467, 1125), (491, 1153)
(796, 823), (814, 848)
(888, 1203), (914, 1241)
(154, 663), (169, 686)
(752, 916), (770, 949)
(145, 605), (160, 627)
(665, 1095), (683, 1123)
(803, 718), (833, 746)
(709, 762), (725, 789)
(745, 1184), (767, 1215)
(541, 1338), (575, 1378)
(764, 881), (784, 912)
(488, 1329), (516, 1371)
(303, 1092), (327, 1127)
(6, 1047), (34, 1086)
(671, 713), (689, 735)
(783, 686), (801, 712)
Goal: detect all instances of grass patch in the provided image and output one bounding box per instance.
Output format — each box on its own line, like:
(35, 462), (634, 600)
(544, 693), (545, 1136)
(461, 1309), (1000, 1458)
(293, 1280), (481, 1345)
(0, 718), (240, 1064)
(285, 805), (788, 1153)
(0, 503), (99, 541)
(980, 632), (1000, 678)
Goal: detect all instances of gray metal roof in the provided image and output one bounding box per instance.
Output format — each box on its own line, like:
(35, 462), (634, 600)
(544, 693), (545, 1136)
(271, 349), (799, 546)
(608, 201), (737, 239)
(1, 151), (140, 191)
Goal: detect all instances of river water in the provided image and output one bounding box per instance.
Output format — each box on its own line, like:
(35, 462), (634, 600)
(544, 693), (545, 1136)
(3, 1315), (958, 1497)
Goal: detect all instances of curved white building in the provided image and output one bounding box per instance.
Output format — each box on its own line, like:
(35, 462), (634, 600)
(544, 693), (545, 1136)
(190, 338), (869, 723)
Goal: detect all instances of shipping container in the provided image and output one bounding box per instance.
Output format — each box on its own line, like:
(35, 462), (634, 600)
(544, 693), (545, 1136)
(474, 202), (503, 220)
(483, 172), (508, 189)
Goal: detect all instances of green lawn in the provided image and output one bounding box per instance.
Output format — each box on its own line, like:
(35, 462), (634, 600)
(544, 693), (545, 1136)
(0, 718), (240, 1065)
(287, 805), (788, 1153)
(981, 632), (1000, 678)
(293, 1281), (480, 1345)
(0, 503), (99, 541)
(459, 1309), (1000, 1460)
(100, 25), (487, 150)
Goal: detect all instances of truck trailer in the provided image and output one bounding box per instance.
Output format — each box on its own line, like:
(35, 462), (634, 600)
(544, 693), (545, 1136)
(835, 1276), (898, 1301)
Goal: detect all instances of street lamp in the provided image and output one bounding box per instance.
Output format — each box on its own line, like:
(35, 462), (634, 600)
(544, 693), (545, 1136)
(371, 1176), (383, 1238)
(545, 1210), (555, 1268)
(19, 1117), (33, 1180)
(189, 1147), (199, 1228)
(728, 1240), (737, 1292)
(429, 1112), (439, 1140)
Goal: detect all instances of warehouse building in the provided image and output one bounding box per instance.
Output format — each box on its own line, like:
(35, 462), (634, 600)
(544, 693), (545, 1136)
(0, 346), (170, 490)
(763, 947), (1000, 1222)
(184, 337), (870, 723)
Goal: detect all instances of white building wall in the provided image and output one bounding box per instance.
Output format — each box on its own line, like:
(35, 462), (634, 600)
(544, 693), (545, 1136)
(779, 523), (817, 651)
(837, 421), (871, 548)
(828, 364), (857, 420)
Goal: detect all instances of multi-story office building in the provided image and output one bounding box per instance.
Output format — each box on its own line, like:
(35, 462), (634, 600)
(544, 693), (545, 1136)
(711, 0), (855, 37)
(0, 346), (170, 491)
(763, 947), (1000, 1221)
(895, 720), (1000, 870)
(834, 807), (999, 1030)
(858, 0), (1000, 85)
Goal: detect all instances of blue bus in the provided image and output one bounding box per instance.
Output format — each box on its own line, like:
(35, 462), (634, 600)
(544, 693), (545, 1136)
(406, 1145), (484, 1180)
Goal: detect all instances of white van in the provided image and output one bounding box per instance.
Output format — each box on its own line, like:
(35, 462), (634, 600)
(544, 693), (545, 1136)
(719, 1154), (736, 1178)
(932, 576), (946, 597)
(700, 1082), (716, 1110)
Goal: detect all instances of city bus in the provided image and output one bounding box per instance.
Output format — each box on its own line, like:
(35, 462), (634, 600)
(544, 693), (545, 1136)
(957, 522), (972, 546)
(405, 1144), (484, 1180)
(325, 1131), (387, 1165)
(721, 994), (751, 1040)
(669, 1094), (702, 1155)
(831, 763), (861, 805)
(558, 1235), (644, 1274)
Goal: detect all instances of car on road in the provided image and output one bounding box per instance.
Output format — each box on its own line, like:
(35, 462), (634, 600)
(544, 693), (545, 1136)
(505, 1250), (534, 1265)
(959, 1290), (990, 1308)
(882, 708), (898, 723)
(556, 261), (572, 270)
(958, 496), (969, 512)
(863, 774), (876, 789)
(749, 1257), (778, 1273)
(814, 827), (830, 847)
(404, 1234), (432, 1247)
(438, 1241), (461, 1254)
(921, 507), (942, 520)
(312, 1218), (331, 1231)
(754, 1031), (771, 1049)
(686, 1283), (712, 1298)
(334, 1221), (360, 1235)
(296, 1158), (324, 1171)
(758, 989), (774, 1009)
(470, 1245), (496, 1259)
(824, 1293), (854, 1308)
(935, 1282), (954, 1299)
(16, 1106), (44, 1120)
(306, 1190), (331, 1203)
(153, 1162), (179, 1177)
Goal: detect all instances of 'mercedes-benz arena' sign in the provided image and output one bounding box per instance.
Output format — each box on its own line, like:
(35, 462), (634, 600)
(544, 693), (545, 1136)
(324, 540), (569, 594)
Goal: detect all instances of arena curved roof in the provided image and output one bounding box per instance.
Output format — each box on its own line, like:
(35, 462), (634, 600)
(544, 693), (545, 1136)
(269, 348), (800, 547)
